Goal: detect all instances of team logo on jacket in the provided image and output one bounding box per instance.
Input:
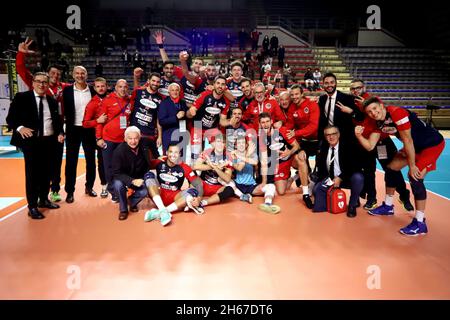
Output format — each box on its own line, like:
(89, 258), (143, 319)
(158, 87), (169, 96)
(206, 106), (221, 115)
(230, 89), (243, 98)
(160, 173), (178, 183)
(304, 107), (309, 114)
(269, 142), (284, 150)
(266, 103), (272, 109)
(140, 99), (157, 109)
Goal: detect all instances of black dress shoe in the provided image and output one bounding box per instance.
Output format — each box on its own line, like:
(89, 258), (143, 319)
(38, 200), (60, 209)
(66, 193), (74, 203)
(85, 188), (97, 197)
(130, 205), (138, 213)
(347, 206), (357, 218)
(119, 211), (129, 220)
(28, 208), (45, 219)
(303, 194), (314, 209)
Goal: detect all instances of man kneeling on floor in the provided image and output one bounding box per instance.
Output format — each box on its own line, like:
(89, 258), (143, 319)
(112, 126), (152, 221)
(312, 125), (364, 217)
(144, 142), (204, 226)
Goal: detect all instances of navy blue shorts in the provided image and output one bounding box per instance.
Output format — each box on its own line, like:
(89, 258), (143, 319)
(235, 182), (258, 195)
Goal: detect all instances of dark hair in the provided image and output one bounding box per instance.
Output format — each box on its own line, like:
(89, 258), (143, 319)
(290, 84), (303, 93)
(258, 112), (271, 122)
(323, 72), (337, 82)
(214, 75), (227, 83)
(230, 60), (244, 69)
(163, 61), (175, 67)
(148, 72), (161, 80)
(362, 96), (382, 109)
(47, 65), (62, 72)
(240, 77), (251, 86)
(167, 142), (180, 150)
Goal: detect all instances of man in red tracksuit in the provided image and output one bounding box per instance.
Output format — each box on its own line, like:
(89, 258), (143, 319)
(243, 82), (284, 131)
(82, 77), (109, 198)
(285, 84), (320, 208)
(96, 79), (132, 201)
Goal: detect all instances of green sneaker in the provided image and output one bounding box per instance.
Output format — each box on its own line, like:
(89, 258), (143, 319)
(159, 209), (172, 226)
(50, 192), (62, 202)
(258, 203), (281, 214)
(144, 208), (160, 222)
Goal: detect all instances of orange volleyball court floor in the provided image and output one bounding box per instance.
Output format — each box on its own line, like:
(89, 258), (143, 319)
(0, 155), (449, 300)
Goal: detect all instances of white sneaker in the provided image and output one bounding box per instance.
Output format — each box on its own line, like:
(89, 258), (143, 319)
(186, 197), (204, 215)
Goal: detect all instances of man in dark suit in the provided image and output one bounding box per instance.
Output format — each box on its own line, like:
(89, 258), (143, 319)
(312, 125), (364, 217)
(62, 66), (97, 203)
(6, 72), (65, 219)
(317, 72), (363, 143)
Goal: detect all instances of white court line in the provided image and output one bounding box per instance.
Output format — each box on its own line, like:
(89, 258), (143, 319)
(0, 173), (86, 223)
(376, 169), (450, 201)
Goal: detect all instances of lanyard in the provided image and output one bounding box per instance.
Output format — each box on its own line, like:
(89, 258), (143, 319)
(115, 96), (129, 115)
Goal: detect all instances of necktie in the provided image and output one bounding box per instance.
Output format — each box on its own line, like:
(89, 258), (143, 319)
(326, 96), (333, 125)
(329, 147), (335, 179)
(38, 96), (44, 137)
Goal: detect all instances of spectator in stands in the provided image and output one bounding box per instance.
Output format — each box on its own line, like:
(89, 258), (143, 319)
(139, 57), (147, 81)
(282, 63), (292, 89)
(262, 35), (270, 56)
(62, 66), (97, 203)
(226, 33), (232, 54)
(304, 68), (315, 91)
(121, 49), (131, 74)
(6, 71), (65, 219)
(202, 32), (209, 56)
(273, 69), (282, 88)
(132, 50), (142, 70)
(95, 58), (103, 77)
(112, 126), (151, 221)
(119, 28), (128, 50)
(270, 33), (279, 57)
(142, 26), (150, 51)
(251, 29), (261, 51)
(313, 68), (321, 90)
(135, 27), (142, 51)
(150, 55), (160, 73)
(238, 28), (247, 51)
(277, 45), (285, 68)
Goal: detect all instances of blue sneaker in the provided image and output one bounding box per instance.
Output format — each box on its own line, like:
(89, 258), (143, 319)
(144, 208), (160, 222)
(399, 218), (428, 236)
(159, 209), (172, 226)
(368, 202), (394, 216)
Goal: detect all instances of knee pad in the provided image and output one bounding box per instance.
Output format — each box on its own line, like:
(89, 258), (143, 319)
(409, 176), (427, 201)
(384, 168), (401, 188)
(183, 188), (199, 198)
(262, 183), (276, 198)
(218, 186), (234, 202)
(144, 171), (158, 188)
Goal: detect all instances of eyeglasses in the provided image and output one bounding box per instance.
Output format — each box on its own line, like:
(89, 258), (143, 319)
(33, 80), (49, 85)
(324, 132), (339, 137)
(350, 86), (363, 91)
(254, 91), (265, 94)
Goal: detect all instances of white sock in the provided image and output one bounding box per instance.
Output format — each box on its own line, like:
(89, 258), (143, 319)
(234, 188), (243, 197)
(152, 195), (166, 210)
(415, 210), (425, 222)
(101, 184), (107, 191)
(385, 194), (394, 206)
(265, 197), (273, 205)
(302, 186), (309, 195)
(166, 203), (178, 213)
(200, 199), (208, 207)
